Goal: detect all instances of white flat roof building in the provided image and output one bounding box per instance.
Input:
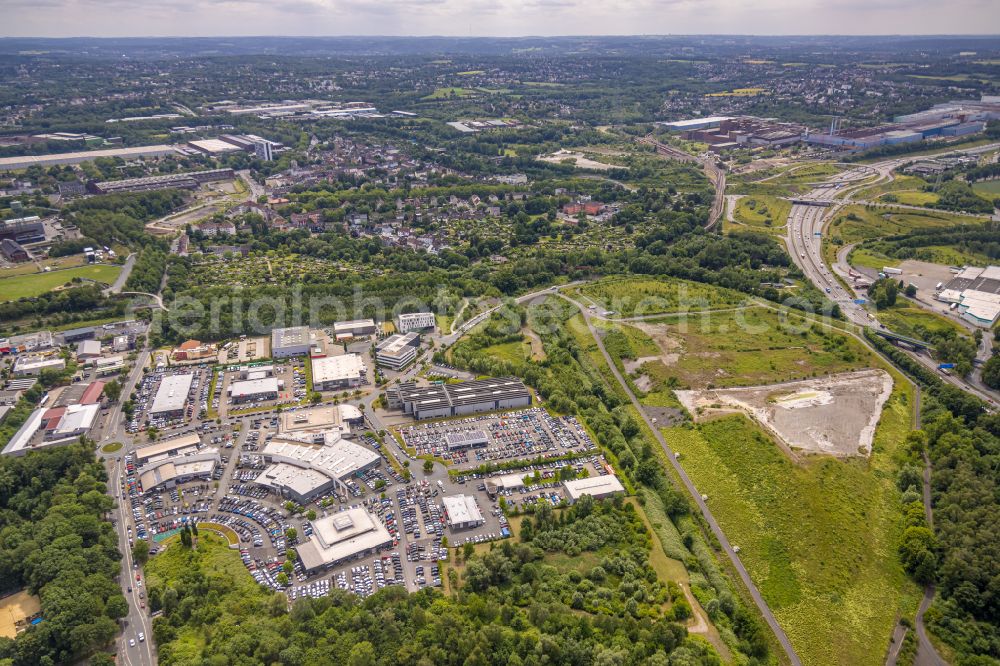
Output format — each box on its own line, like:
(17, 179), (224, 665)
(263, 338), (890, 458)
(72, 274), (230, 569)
(134, 433), (202, 465)
(13, 356), (66, 377)
(139, 450), (219, 492)
(150, 373), (194, 417)
(296, 508), (393, 572)
(0, 145), (177, 171)
(332, 319), (377, 338)
(77, 340), (102, 358)
(50, 403), (99, 438)
(255, 463), (336, 504)
(396, 312), (436, 333)
(262, 436), (380, 483)
(659, 116), (733, 131)
(271, 326), (312, 358)
(280, 405), (352, 434)
(228, 377), (280, 403)
(443, 494), (484, 529)
(564, 475), (625, 502)
(188, 139), (242, 154)
(1, 408), (45, 456)
(312, 354), (366, 390)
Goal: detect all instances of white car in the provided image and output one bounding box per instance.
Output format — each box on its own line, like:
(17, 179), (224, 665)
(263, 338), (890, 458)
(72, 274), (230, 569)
(138, 632), (145, 642)
(129, 639), (136, 648)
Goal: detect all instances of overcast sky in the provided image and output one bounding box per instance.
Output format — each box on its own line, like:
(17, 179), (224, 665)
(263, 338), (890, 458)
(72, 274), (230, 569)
(1, 0), (998, 38)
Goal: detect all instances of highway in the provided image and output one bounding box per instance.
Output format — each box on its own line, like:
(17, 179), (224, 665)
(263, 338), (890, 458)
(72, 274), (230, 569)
(784, 159), (999, 408)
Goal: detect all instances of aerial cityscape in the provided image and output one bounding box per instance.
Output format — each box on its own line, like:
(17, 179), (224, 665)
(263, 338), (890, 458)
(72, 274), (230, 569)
(0, 7), (999, 666)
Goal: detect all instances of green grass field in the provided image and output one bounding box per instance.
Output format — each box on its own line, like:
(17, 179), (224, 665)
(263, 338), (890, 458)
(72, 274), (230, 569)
(600, 306), (873, 394)
(877, 303), (969, 341)
(733, 195), (791, 229)
(0, 264), (121, 302)
(854, 175), (930, 201)
(423, 87), (479, 99)
(570, 276), (746, 317)
(826, 205), (984, 247)
(879, 190), (940, 207)
(848, 246), (898, 271)
(972, 179), (1000, 200)
(663, 397), (920, 666)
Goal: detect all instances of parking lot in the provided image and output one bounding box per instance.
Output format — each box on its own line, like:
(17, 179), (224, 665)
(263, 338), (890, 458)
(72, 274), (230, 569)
(214, 359), (308, 417)
(119, 398), (615, 605)
(397, 407), (597, 468)
(128, 366), (212, 433)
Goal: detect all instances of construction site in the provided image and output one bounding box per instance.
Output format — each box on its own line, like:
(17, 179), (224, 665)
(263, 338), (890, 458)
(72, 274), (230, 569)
(675, 369), (894, 458)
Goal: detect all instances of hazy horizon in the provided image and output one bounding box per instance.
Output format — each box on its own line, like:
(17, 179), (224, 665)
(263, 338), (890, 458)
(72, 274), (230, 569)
(2, 0), (998, 39)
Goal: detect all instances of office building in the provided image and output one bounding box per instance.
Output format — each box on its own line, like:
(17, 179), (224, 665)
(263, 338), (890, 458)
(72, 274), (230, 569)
(296, 508), (393, 573)
(388, 377), (531, 420)
(271, 326), (312, 358)
(375, 332), (420, 370)
(396, 312), (436, 333)
(254, 140), (273, 161)
(443, 495), (485, 529)
(149, 373), (194, 418)
(312, 354), (366, 391)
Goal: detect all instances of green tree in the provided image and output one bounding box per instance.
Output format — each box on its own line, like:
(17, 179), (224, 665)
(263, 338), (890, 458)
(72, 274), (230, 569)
(347, 641), (376, 666)
(423, 459), (434, 474)
(105, 594), (129, 620)
(132, 539), (149, 565)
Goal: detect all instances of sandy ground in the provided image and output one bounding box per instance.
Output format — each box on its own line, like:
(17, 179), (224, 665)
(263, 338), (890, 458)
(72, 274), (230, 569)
(675, 369), (893, 458)
(537, 149), (617, 171)
(0, 590), (41, 639)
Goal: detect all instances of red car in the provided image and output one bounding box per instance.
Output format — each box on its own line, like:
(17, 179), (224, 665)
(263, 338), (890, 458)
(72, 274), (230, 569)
(135, 573), (141, 581)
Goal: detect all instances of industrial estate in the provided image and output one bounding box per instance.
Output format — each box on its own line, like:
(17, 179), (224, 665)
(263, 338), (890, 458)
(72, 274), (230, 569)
(0, 30), (999, 666)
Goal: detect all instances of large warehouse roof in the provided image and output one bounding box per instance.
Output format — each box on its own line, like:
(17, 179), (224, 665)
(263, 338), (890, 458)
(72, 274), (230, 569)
(150, 373), (194, 415)
(263, 437), (379, 481)
(134, 433), (201, 463)
(564, 475), (625, 500)
(312, 354), (365, 384)
(272, 326), (311, 348)
(0, 145), (177, 171)
(229, 377), (279, 399)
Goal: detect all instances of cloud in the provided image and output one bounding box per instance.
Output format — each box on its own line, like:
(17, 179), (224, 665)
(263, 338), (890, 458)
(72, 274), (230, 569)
(0, 0), (997, 37)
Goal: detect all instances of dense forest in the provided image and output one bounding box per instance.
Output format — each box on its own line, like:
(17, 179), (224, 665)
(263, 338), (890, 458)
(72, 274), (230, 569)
(0, 443), (124, 666)
(863, 222), (1000, 264)
(865, 329), (1000, 662)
